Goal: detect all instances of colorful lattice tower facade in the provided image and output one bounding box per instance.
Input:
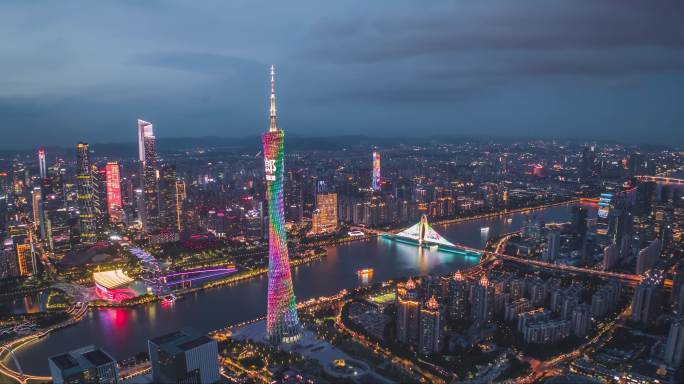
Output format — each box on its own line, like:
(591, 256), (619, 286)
(263, 66), (301, 344)
(372, 151), (381, 191)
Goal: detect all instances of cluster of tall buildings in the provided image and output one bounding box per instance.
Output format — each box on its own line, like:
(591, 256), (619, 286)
(394, 271), (622, 354)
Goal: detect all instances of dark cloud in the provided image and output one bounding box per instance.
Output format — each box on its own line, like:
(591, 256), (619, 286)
(0, 0), (682, 148)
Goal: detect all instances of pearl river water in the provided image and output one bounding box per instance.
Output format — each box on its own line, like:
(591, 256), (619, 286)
(9, 204), (594, 375)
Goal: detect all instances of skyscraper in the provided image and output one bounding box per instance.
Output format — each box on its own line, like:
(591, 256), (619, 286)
(76, 142), (97, 244)
(263, 65), (301, 344)
(137, 119), (154, 163)
(665, 317), (684, 368)
(418, 296), (443, 355)
(137, 119), (159, 232)
(159, 164), (179, 231)
(396, 278), (420, 346)
(37, 148), (47, 179)
(372, 151), (381, 191)
(105, 162), (123, 223)
(546, 229), (560, 261)
(32, 186), (46, 240)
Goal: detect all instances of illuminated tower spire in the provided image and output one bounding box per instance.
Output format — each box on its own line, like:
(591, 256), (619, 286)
(269, 64), (278, 132)
(263, 65), (301, 344)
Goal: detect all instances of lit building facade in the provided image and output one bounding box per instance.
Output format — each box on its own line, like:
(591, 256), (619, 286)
(105, 162), (123, 223)
(263, 65), (301, 344)
(372, 151), (381, 191)
(76, 142), (97, 244)
(138, 120), (160, 232)
(159, 165), (179, 231)
(311, 192), (338, 235)
(418, 296), (443, 355)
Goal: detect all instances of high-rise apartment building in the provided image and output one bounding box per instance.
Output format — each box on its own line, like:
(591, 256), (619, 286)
(631, 279), (661, 325)
(546, 229), (560, 261)
(418, 296), (442, 355)
(396, 278), (420, 346)
(665, 317), (684, 368)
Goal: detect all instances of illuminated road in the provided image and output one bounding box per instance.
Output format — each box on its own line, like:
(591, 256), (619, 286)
(635, 175), (684, 185)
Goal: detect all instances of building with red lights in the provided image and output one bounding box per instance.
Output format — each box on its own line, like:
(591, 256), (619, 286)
(105, 162), (123, 223)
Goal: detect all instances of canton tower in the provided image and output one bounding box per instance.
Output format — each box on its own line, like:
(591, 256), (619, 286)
(263, 65), (302, 344)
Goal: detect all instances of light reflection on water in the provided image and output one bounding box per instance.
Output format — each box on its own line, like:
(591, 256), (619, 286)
(14, 204), (594, 375)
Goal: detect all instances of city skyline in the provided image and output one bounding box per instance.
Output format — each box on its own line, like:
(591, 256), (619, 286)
(1, 3), (684, 384)
(1, 1), (684, 149)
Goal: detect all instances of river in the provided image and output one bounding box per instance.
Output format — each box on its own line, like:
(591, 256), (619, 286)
(12, 204), (593, 375)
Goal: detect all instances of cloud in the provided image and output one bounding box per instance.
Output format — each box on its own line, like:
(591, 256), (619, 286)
(133, 51), (262, 75)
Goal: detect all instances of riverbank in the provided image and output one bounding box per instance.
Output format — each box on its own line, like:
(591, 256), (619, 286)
(11, 203), (586, 377)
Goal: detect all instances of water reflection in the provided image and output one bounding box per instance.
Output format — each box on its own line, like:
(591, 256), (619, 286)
(14, 204), (593, 375)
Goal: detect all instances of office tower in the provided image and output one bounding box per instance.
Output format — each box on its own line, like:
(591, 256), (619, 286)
(76, 142), (97, 244)
(571, 205), (588, 242)
(636, 239), (662, 274)
(311, 192), (337, 235)
(137, 119), (154, 164)
(37, 148), (47, 179)
(31, 186), (46, 240)
(138, 120), (160, 233)
(372, 151), (381, 191)
(396, 278), (420, 346)
(105, 162), (123, 223)
(631, 279), (661, 325)
(447, 271), (469, 322)
(580, 235), (595, 266)
(418, 296), (443, 355)
(665, 317), (684, 368)
(602, 244), (618, 271)
(48, 345), (120, 384)
(263, 65), (301, 344)
(546, 229), (560, 261)
(635, 181), (656, 216)
(470, 275), (495, 326)
(285, 169), (304, 223)
(571, 304), (591, 338)
(159, 165), (180, 231)
(580, 145), (595, 181)
(148, 328), (220, 384)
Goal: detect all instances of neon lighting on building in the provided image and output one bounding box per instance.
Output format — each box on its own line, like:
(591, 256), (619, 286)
(105, 162), (123, 222)
(263, 65), (301, 344)
(93, 270), (137, 303)
(372, 151), (381, 191)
